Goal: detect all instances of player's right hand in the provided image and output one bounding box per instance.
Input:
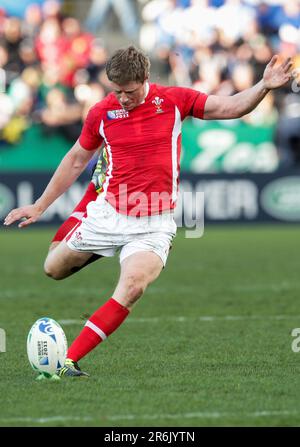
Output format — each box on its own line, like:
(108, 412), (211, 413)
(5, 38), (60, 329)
(3, 204), (43, 228)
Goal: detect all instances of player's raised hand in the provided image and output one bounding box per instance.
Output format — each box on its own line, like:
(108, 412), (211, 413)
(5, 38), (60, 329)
(263, 55), (293, 90)
(3, 204), (43, 228)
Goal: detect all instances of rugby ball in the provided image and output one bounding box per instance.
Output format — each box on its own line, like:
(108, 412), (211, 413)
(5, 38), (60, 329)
(27, 317), (68, 376)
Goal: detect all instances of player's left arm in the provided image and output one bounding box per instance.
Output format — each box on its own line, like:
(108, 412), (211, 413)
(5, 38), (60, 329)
(203, 55), (293, 120)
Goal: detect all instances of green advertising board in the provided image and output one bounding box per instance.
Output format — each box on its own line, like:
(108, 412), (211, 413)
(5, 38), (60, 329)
(0, 124), (70, 172)
(0, 120), (278, 173)
(181, 118), (278, 173)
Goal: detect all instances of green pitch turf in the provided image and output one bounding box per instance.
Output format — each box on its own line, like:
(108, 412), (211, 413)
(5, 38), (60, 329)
(0, 225), (300, 427)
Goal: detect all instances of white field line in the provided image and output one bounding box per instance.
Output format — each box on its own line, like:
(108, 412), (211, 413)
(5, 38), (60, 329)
(233, 284), (300, 292)
(2, 282), (300, 301)
(0, 410), (298, 424)
(59, 315), (300, 326)
(0, 416), (92, 424)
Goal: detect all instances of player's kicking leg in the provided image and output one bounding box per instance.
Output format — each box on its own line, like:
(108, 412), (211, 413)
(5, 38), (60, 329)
(44, 238), (102, 281)
(49, 181), (96, 251)
(59, 251), (164, 377)
(45, 147), (108, 278)
(44, 181), (103, 279)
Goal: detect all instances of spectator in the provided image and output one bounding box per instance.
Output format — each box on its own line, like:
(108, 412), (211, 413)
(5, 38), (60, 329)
(256, 1), (282, 37)
(74, 81), (105, 120)
(274, 0), (300, 29)
(2, 17), (24, 82)
(181, 0), (217, 51)
(39, 65), (66, 102)
(35, 17), (65, 67)
(42, 0), (63, 20)
(275, 93), (300, 168)
(231, 62), (255, 92)
(39, 87), (82, 141)
(60, 17), (93, 87)
(85, 38), (108, 83)
(251, 35), (274, 83)
(22, 3), (43, 38)
(192, 58), (222, 94)
(216, 0), (256, 45)
(18, 38), (39, 69)
(85, 0), (139, 39)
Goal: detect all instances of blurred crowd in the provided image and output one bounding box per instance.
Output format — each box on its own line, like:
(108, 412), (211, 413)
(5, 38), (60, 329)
(140, 0), (300, 168)
(0, 0), (300, 168)
(0, 0), (110, 145)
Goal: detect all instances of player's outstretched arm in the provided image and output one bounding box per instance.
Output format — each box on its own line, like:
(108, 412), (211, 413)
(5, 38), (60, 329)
(203, 55), (293, 120)
(3, 140), (96, 228)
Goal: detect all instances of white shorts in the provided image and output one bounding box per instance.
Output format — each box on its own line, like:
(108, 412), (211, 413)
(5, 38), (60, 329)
(66, 196), (177, 266)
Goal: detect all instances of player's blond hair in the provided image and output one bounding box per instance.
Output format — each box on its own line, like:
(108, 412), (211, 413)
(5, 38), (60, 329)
(106, 46), (150, 85)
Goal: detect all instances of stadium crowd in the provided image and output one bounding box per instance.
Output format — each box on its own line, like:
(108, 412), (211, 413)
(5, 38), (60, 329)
(0, 0), (300, 168)
(0, 0), (110, 144)
(140, 0), (300, 168)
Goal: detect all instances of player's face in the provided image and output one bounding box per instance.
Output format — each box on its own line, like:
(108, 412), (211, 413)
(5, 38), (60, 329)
(111, 80), (148, 111)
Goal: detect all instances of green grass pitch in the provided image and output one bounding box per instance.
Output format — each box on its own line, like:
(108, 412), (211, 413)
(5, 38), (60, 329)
(0, 225), (300, 427)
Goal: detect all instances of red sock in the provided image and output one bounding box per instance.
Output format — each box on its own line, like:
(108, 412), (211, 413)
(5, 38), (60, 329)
(67, 298), (130, 362)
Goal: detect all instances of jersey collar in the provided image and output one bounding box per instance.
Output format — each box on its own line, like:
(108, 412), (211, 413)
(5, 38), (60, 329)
(140, 82), (150, 105)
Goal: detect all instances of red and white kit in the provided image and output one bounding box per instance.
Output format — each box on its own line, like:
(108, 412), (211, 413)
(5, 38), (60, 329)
(67, 83), (208, 264)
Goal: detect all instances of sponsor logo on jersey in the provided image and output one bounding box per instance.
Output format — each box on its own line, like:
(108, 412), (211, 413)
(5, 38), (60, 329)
(107, 109), (129, 119)
(152, 96), (164, 113)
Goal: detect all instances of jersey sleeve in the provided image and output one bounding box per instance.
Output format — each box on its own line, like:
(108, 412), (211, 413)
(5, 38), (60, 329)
(79, 105), (104, 151)
(165, 87), (208, 120)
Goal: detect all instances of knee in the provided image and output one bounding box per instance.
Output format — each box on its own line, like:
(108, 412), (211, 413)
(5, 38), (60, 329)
(124, 275), (147, 305)
(44, 260), (65, 281)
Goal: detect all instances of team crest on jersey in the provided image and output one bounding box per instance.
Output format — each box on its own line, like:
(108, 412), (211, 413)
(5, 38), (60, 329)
(107, 109), (129, 119)
(152, 96), (164, 113)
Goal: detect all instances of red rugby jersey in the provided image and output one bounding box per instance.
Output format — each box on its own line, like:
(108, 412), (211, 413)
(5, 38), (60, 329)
(79, 83), (208, 216)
